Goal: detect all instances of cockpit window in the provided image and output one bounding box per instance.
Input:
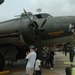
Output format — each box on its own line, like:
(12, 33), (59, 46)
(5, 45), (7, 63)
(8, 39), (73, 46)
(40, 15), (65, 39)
(33, 13), (52, 19)
(41, 14), (52, 18)
(36, 14), (43, 18)
(20, 12), (52, 20)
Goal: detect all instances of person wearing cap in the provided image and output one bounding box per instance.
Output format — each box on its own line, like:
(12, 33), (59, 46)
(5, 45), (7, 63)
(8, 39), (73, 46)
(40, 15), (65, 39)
(25, 45), (37, 75)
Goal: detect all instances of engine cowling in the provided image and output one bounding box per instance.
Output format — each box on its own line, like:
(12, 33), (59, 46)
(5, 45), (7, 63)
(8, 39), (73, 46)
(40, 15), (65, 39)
(19, 20), (37, 45)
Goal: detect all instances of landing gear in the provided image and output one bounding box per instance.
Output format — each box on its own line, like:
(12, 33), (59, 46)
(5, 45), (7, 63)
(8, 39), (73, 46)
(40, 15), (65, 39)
(0, 53), (5, 71)
(35, 36), (42, 60)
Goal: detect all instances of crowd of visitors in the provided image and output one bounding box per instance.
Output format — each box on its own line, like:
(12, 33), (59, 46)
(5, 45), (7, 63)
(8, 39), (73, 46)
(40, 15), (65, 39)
(41, 46), (55, 69)
(25, 45), (56, 75)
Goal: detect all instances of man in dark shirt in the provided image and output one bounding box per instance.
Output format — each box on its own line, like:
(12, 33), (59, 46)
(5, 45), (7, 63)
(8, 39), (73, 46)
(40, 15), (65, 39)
(41, 47), (47, 67)
(49, 50), (54, 69)
(69, 47), (74, 62)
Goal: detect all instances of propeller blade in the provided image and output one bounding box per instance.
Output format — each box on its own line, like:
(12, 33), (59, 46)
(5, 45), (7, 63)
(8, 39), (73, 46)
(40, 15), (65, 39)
(23, 9), (35, 26)
(40, 19), (47, 28)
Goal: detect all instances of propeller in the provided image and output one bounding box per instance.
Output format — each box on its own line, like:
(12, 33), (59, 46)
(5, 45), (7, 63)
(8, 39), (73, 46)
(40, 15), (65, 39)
(23, 8), (46, 38)
(23, 9), (46, 29)
(40, 19), (46, 28)
(23, 9), (37, 27)
(23, 9), (45, 59)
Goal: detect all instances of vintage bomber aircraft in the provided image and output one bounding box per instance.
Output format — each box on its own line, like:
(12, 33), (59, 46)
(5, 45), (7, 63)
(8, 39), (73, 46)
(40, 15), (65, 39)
(0, 0), (4, 5)
(0, 10), (75, 71)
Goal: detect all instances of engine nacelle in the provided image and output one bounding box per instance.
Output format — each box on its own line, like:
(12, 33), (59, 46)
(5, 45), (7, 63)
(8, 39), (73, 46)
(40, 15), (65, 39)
(19, 19), (36, 45)
(0, 18), (36, 46)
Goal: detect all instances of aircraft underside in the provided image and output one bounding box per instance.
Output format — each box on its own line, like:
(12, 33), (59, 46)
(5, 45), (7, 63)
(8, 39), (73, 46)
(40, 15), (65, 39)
(41, 35), (75, 46)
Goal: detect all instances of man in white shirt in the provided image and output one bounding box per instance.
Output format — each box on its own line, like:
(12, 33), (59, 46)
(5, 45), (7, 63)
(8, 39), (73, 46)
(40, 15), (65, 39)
(25, 45), (36, 75)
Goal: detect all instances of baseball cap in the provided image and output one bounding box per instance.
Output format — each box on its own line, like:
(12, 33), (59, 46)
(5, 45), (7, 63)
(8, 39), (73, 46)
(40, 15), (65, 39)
(29, 45), (35, 50)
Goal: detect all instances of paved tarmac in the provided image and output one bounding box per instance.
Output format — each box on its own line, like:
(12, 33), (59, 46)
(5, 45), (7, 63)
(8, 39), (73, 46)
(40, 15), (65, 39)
(3, 52), (75, 75)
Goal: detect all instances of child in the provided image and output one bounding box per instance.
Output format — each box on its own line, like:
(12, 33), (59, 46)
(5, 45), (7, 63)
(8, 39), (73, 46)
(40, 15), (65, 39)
(35, 57), (41, 75)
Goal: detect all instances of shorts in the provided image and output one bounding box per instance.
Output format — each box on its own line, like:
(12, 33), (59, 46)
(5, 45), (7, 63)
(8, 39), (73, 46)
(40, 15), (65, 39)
(26, 68), (34, 75)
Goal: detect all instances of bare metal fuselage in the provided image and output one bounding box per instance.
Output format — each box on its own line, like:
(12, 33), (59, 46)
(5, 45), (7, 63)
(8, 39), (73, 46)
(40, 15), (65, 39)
(0, 16), (75, 46)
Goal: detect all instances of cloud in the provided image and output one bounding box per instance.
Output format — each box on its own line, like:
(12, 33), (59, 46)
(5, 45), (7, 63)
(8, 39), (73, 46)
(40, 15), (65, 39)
(0, 0), (75, 21)
(28, 0), (75, 16)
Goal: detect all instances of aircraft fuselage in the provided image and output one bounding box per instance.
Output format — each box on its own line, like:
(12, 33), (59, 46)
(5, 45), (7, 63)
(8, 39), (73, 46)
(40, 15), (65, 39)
(0, 16), (75, 46)
(35, 16), (75, 46)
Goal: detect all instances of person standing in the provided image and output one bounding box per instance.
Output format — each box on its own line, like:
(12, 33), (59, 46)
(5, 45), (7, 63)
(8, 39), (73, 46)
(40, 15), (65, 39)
(41, 47), (47, 67)
(35, 57), (41, 75)
(45, 50), (50, 68)
(25, 45), (37, 75)
(49, 50), (54, 69)
(69, 47), (74, 62)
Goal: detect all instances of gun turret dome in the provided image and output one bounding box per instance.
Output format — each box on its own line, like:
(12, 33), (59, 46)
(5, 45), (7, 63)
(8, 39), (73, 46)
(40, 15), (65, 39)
(33, 13), (53, 19)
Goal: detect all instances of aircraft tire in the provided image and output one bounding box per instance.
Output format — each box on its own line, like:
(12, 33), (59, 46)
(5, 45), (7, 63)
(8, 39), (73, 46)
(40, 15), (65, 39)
(0, 53), (5, 71)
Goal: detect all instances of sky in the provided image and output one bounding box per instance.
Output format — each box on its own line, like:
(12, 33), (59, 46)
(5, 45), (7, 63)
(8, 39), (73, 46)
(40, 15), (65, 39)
(0, 0), (75, 21)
